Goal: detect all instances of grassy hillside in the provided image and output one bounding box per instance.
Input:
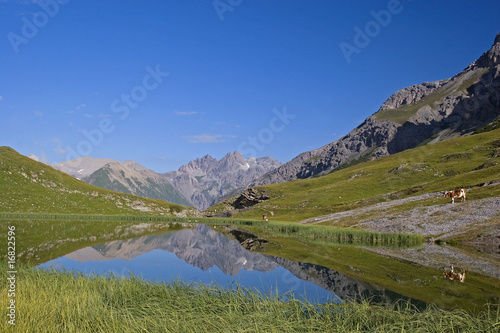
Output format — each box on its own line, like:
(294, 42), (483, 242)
(0, 147), (196, 216)
(85, 164), (193, 207)
(210, 127), (500, 222)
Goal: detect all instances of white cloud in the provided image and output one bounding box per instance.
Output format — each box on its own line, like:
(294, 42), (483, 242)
(34, 110), (43, 117)
(68, 104), (86, 114)
(0, 96), (3, 101)
(52, 138), (67, 155)
(174, 110), (198, 116)
(182, 133), (236, 143)
(84, 113), (110, 118)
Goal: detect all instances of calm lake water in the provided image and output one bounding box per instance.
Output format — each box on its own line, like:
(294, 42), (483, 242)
(38, 224), (416, 305)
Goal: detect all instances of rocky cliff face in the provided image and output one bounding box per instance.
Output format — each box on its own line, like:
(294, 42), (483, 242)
(253, 32), (500, 186)
(164, 152), (281, 210)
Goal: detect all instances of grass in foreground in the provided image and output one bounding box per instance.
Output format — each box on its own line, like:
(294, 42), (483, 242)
(1, 267), (499, 332)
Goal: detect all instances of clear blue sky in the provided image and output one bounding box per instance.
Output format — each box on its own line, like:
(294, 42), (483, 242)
(1, 0), (499, 172)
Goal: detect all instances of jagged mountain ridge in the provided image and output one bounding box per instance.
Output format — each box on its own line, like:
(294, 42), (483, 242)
(252, 32), (500, 186)
(32, 152), (281, 210)
(164, 152), (281, 210)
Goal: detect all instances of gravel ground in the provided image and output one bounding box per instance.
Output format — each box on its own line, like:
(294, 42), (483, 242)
(300, 193), (500, 279)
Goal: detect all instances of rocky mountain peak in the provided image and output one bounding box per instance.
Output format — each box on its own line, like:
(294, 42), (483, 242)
(252, 32), (500, 186)
(181, 154), (217, 174)
(164, 152), (281, 210)
(468, 32), (500, 70)
(219, 151), (248, 170)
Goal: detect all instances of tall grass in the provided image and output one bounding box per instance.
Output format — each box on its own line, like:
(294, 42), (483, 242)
(1, 267), (498, 332)
(256, 221), (424, 247)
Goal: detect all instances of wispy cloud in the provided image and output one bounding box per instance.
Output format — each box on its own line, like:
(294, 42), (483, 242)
(68, 103), (87, 114)
(34, 110), (43, 117)
(84, 113), (111, 118)
(214, 121), (240, 128)
(174, 110), (198, 116)
(0, 96), (3, 101)
(182, 133), (236, 143)
(52, 138), (67, 155)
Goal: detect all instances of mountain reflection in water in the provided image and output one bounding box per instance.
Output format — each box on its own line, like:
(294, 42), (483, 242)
(39, 224), (411, 305)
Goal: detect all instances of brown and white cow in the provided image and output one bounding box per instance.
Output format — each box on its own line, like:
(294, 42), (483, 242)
(443, 266), (466, 283)
(444, 189), (466, 203)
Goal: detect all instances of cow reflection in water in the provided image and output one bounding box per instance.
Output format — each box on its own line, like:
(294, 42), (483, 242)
(443, 266), (466, 283)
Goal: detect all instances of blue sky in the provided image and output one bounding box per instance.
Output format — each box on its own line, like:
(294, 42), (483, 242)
(1, 0), (499, 172)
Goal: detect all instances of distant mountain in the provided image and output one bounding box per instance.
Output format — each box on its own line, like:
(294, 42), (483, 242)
(33, 151), (281, 210)
(253, 32), (500, 186)
(43, 156), (117, 179)
(1, 146), (195, 216)
(82, 161), (192, 207)
(164, 152), (281, 210)
(29, 156), (191, 207)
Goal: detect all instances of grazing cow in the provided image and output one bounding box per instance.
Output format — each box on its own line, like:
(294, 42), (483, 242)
(443, 266), (466, 283)
(444, 189), (466, 203)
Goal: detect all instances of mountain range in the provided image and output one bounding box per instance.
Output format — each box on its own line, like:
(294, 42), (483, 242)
(30, 152), (281, 211)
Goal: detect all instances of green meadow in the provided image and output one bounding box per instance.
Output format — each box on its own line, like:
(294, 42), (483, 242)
(212, 126), (500, 226)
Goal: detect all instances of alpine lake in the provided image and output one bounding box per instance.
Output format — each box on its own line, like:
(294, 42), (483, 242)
(3, 216), (500, 314)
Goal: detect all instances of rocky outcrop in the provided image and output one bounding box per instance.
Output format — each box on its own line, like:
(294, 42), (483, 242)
(378, 80), (449, 111)
(253, 32), (500, 186)
(231, 188), (270, 209)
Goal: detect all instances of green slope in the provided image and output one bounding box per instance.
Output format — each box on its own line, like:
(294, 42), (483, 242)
(210, 127), (500, 221)
(0, 146), (196, 216)
(87, 167), (192, 207)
